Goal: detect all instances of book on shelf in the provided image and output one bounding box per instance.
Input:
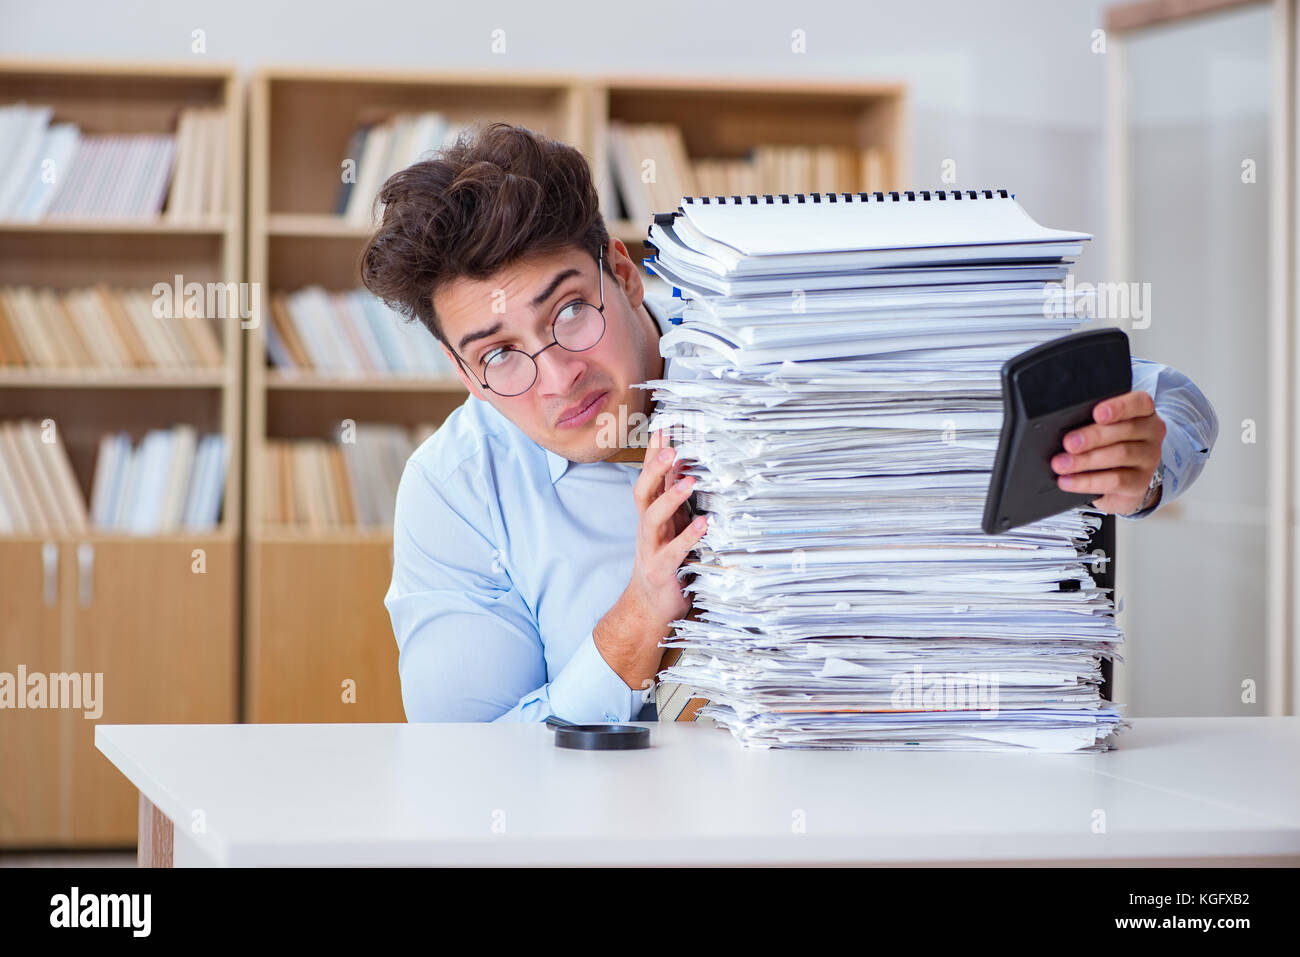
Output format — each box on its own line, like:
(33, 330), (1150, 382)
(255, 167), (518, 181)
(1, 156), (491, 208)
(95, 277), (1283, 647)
(0, 286), (223, 372)
(337, 112), (462, 225)
(0, 102), (226, 222)
(0, 419), (220, 536)
(607, 120), (891, 222)
(267, 287), (455, 379)
(165, 106), (227, 220)
(607, 121), (697, 226)
(262, 423), (437, 531)
(0, 419), (87, 535)
(88, 426), (226, 534)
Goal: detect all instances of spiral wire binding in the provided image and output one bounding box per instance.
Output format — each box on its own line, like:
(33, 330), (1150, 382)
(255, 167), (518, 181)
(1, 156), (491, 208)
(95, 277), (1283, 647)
(681, 189), (1011, 205)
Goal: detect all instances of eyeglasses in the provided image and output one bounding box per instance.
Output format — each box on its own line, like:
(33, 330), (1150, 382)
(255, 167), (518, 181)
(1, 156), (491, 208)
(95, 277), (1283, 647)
(449, 247), (607, 397)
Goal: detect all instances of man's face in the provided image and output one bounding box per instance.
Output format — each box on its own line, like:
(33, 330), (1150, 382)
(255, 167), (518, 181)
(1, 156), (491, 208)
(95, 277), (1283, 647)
(435, 240), (661, 463)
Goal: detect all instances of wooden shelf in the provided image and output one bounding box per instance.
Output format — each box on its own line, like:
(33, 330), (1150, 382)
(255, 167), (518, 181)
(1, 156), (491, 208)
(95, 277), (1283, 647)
(258, 526), (394, 545)
(591, 77), (906, 229)
(0, 60), (910, 844)
(0, 527), (237, 545)
(266, 213), (374, 239)
(243, 66), (909, 732)
(265, 371), (464, 392)
(0, 368), (227, 388)
(0, 60), (244, 849)
(0, 217), (231, 235)
(243, 67), (594, 726)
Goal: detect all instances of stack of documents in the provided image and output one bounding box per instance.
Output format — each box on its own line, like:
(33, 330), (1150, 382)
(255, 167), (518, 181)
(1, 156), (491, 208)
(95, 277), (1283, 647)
(643, 189), (1126, 751)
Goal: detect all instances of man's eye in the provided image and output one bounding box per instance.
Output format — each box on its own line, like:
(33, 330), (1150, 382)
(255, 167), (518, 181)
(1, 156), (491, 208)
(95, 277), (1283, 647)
(556, 301), (583, 322)
(481, 347), (510, 367)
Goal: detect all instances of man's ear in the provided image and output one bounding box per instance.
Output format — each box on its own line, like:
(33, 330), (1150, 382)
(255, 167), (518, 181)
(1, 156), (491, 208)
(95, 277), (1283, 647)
(607, 238), (644, 309)
(442, 342), (489, 401)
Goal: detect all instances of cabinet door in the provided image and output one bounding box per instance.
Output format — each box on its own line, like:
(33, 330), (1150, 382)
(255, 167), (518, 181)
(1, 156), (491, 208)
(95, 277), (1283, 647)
(0, 538), (72, 846)
(65, 538), (236, 844)
(248, 540), (405, 723)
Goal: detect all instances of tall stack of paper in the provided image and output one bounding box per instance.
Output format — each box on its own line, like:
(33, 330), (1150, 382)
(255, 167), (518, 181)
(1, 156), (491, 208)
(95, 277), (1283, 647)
(643, 189), (1126, 752)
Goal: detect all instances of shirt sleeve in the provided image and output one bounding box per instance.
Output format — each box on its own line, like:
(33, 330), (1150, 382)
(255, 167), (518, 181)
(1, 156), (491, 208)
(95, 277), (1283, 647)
(385, 457), (642, 723)
(1122, 356), (1219, 519)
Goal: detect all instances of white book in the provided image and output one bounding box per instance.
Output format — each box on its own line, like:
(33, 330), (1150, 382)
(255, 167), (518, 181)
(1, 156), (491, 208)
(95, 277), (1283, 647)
(14, 122), (79, 221)
(109, 137), (153, 217)
(345, 125), (393, 224)
(108, 436), (139, 530)
(0, 105), (53, 218)
(0, 105), (29, 187)
(127, 430), (171, 534)
(0, 433), (30, 534)
(405, 112), (448, 166)
(187, 434), (225, 530)
(181, 435), (213, 530)
(334, 291), (388, 373)
(355, 294), (409, 374)
(160, 424), (197, 530)
(89, 432), (119, 527)
(87, 135), (128, 218)
(137, 135), (177, 217)
(44, 136), (95, 217)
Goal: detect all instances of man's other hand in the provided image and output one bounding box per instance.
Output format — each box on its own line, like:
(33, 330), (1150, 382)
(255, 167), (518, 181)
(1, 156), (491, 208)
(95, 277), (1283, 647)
(1050, 390), (1166, 516)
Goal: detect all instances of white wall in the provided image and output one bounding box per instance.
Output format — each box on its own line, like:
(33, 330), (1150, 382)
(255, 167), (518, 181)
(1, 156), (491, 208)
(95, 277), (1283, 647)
(0, 0), (1115, 273)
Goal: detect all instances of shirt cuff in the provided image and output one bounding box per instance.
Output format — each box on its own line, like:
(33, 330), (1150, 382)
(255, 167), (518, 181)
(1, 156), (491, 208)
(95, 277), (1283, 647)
(546, 630), (643, 723)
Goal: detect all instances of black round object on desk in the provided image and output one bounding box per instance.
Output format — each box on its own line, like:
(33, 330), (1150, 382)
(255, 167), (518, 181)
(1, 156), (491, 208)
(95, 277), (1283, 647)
(550, 723), (650, 750)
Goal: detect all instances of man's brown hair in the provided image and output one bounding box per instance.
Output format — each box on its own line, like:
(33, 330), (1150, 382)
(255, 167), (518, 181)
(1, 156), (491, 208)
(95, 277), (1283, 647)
(360, 121), (611, 348)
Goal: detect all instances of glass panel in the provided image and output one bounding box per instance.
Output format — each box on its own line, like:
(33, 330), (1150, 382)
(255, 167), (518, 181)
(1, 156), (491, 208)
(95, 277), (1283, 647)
(1122, 2), (1271, 715)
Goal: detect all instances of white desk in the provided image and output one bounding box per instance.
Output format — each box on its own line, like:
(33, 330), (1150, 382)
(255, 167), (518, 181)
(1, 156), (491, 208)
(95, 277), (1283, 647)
(96, 717), (1300, 866)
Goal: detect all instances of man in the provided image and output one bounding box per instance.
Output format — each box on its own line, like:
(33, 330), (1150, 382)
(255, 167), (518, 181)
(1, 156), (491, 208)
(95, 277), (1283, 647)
(361, 122), (1218, 724)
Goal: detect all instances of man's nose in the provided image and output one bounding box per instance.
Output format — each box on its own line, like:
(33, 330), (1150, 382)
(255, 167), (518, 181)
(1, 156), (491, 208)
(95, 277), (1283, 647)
(535, 341), (584, 396)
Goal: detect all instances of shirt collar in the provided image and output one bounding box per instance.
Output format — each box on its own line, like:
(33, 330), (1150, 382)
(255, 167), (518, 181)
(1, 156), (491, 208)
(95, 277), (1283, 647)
(544, 296), (675, 486)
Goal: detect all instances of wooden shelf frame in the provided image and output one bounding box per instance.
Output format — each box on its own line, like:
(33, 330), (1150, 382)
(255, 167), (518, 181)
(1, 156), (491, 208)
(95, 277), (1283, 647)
(0, 58), (247, 539)
(588, 76), (908, 249)
(0, 58), (245, 848)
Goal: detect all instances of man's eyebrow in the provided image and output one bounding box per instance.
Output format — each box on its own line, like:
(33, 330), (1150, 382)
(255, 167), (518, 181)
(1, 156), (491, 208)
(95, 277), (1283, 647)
(456, 268), (582, 354)
(457, 321), (502, 354)
(530, 268), (581, 309)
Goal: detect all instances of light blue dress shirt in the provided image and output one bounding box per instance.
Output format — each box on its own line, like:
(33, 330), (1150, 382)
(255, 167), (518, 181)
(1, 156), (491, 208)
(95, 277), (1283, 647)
(386, 300), (1219, 722)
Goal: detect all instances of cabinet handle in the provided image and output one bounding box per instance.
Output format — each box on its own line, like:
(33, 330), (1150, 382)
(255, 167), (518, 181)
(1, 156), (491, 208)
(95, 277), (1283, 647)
(77, 542), (94, 608)
(42, 541), (58, 607)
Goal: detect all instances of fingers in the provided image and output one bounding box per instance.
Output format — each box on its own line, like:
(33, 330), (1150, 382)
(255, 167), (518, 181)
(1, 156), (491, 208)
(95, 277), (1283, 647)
(645, 474), (696, 531)
(1092, 389), (1155, 426)
(1062, 415), (1161, 455)
(634, 429), (677, 510)
(1056, 466), (1147, 497)
(1052, 440), (1152, 476)
(665, 449), (689, 494)
(667, 513), (708, 566)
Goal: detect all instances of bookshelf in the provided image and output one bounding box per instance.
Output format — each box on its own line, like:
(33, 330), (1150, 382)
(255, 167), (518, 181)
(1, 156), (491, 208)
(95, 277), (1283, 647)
(0, 63), (909, 846)
(244, 68), (909, 727)
(244, 68), (586, 724)
(588, 77), (907, 257)
(0, 60), (244, 846)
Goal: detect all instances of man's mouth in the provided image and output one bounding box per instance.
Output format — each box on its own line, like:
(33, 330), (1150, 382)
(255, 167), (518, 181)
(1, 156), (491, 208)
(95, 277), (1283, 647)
(555, 390), (608, 429)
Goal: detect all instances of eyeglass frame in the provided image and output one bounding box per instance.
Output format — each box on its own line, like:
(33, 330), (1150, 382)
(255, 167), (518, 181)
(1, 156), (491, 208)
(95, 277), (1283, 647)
(445, 246), (608, 397)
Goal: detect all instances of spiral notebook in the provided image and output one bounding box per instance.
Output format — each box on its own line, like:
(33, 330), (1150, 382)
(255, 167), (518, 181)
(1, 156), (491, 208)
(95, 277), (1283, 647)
(647, 189), (1091, 284)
